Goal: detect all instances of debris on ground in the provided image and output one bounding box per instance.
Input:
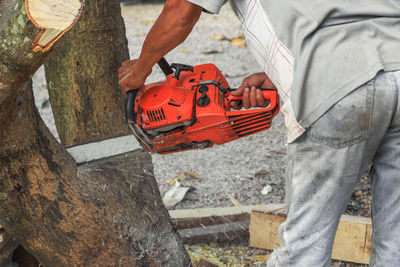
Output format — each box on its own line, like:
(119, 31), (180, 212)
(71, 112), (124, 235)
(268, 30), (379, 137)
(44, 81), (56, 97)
(227, 194), (242, 207)
(230, 38), (246, 47)
(186, 243), (271, 266)
(162, 182), (193, 208)
(261, 185), (272, 196)
(186, 243), (368, 267)
(167, 171), (201, 186)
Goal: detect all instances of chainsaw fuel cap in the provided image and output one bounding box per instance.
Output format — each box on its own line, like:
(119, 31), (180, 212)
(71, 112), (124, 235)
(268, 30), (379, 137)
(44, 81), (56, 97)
(197, 85), (210, 107)
(197, 94), (210, 107)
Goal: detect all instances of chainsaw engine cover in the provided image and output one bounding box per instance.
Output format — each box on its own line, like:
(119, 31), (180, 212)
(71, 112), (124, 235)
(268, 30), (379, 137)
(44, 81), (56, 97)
(138, 83), (194, 130)
(129, 62), (280, 154)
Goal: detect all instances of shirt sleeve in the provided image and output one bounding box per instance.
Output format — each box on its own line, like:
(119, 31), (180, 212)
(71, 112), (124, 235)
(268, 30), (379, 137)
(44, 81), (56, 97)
(186, 0), (228, 14)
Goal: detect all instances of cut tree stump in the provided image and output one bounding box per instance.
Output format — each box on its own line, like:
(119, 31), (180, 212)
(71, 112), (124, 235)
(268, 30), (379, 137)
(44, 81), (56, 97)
(249, 206), (372, 264)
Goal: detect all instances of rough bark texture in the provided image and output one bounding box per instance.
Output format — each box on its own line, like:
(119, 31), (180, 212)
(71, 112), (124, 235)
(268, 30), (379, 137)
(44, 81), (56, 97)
(0, 1), (191, 266)
(44, 0), (130, 146)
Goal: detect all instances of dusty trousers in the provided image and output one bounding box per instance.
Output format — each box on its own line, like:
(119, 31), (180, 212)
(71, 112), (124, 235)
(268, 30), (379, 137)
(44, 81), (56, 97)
(267, 70), (400, 267)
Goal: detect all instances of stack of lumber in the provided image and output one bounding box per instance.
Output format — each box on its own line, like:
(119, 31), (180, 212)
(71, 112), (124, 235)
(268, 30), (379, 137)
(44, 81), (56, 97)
(249, 206), (372, 264)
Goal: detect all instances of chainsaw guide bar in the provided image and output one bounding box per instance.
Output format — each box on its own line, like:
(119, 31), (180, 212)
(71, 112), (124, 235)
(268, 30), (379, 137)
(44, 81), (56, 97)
(125, 58), (279, 154)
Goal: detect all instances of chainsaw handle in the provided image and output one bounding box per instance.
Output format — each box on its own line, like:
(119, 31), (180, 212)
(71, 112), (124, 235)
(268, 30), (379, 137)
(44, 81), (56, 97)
(125, 89), (138, 124)
(226, 88), (278, 111)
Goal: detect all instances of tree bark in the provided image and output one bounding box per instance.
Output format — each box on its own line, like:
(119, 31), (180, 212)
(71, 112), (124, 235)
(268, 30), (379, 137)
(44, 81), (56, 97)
(44, 0), (130, 146)
(0, 1), (191, 266)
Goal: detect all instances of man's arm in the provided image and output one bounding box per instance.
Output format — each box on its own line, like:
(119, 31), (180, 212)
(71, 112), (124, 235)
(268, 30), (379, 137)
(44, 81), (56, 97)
(119, 0), (203, 93)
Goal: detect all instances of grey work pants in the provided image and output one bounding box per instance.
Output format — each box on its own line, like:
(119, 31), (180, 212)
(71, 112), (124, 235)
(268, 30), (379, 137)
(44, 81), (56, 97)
(267, 70), (400, 267)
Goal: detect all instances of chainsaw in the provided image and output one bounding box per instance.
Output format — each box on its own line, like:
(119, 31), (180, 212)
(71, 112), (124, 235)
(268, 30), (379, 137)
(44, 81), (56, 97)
(125, 58), (279, 154)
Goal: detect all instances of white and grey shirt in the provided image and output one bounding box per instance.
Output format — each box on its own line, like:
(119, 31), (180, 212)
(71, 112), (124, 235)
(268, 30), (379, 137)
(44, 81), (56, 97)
(188, 0), (400, 142)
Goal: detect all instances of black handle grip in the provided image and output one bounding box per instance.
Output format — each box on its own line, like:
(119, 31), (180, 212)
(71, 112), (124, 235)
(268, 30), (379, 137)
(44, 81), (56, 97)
(158, 57), (174, 76)
(171, 63), (194, 80)
(125, 89), (139, 123)
(226, 87), (277, 92)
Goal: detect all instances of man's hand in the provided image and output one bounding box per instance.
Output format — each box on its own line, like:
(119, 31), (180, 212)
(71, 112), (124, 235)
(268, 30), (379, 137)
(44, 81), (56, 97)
(118, 59), (152, 94)
(230, 72), (276, 109)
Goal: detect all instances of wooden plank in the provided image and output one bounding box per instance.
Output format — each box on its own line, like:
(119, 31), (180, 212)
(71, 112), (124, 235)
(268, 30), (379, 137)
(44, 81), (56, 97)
(332, 215), (372, 264)
(178, 221), (250, 244)
(249, 208), (372, 264)
(249, 210), (285, 250)
(169, 204), (285, 244)
(169, 204), (285, 230)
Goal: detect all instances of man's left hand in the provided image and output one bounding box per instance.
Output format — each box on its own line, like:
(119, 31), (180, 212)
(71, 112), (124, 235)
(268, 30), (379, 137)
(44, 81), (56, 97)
(230, 72), (276, 109)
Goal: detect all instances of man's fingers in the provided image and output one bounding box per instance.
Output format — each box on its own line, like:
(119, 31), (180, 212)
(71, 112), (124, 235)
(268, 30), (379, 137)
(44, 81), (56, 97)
(256, 89), (267, 106)
(243, 87), (250, 109)
(250, 87), (258, 107)
(119, 59), (137, 75)
(230, 101), (242, 110)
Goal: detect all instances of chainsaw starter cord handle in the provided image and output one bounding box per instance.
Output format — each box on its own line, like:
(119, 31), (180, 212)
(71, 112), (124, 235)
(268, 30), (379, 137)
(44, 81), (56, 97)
(125, 89), (138, 124)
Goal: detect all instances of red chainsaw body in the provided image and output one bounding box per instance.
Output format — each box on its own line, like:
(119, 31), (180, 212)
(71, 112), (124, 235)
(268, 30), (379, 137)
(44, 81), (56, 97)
(131, 63), (279, 154)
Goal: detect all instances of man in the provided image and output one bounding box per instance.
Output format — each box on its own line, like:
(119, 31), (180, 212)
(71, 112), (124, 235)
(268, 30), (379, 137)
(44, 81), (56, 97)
(119, 0), (400, 266)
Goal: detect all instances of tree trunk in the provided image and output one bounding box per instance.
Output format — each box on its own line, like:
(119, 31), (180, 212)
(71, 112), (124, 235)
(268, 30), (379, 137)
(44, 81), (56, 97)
(0, 1), (191, 266)
(44, 0), (130, 146)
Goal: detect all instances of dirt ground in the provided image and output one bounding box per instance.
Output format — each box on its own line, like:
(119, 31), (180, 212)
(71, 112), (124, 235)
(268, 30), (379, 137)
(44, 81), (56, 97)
(32, 1), (372, 266)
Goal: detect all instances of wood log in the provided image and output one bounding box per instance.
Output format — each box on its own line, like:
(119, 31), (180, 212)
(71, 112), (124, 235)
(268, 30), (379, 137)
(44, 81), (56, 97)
(249, 207), (372, 264)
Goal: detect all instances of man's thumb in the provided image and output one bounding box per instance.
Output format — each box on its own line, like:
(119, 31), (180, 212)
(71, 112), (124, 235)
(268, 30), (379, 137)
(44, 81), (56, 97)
(231, 86), (245, 96)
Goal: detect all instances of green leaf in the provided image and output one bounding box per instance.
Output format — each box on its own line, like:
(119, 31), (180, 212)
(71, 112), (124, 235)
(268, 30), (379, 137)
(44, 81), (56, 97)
(40, 99), (49, 109)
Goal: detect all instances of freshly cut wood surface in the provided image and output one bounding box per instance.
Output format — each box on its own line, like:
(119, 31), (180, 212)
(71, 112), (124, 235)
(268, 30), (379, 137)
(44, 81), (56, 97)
(249, 208), (372, 264)
(25, 0), (84, 52)
(26, 0), (82, 29)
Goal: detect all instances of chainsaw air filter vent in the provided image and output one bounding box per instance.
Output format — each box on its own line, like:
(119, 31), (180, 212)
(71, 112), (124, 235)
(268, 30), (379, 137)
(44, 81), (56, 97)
(147, 108), (166, 122)
(228, 111), (274, 137)
(168, 87), (187, 106)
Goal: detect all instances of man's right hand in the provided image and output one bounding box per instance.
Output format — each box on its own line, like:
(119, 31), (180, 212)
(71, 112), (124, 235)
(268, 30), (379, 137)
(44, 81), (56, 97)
(118, 59), (152, 94)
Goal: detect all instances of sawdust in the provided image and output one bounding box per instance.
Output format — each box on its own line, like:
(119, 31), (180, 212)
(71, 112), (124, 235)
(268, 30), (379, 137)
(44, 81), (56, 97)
(186, 243), (270, 267)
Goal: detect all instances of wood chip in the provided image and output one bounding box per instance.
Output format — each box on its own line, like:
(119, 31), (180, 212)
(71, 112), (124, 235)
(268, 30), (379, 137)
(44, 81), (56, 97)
(227, 194), (242, 207)
(231, 38), (246, 47)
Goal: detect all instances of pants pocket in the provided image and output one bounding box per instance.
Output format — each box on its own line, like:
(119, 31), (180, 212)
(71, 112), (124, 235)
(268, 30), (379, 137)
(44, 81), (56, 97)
(307, 80), (376, 149)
